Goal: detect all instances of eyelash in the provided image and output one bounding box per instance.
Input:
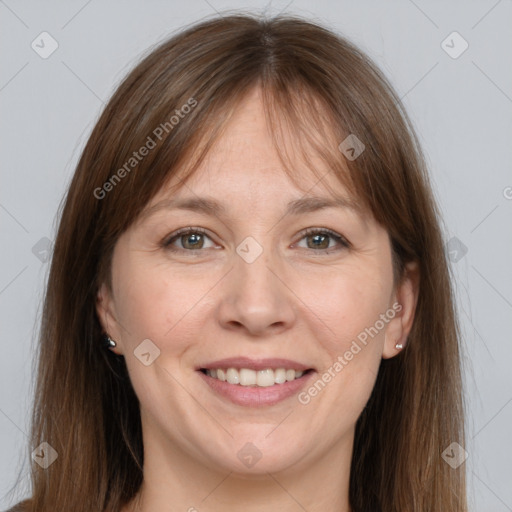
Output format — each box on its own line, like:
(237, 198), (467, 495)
(162, 226), (350, 255)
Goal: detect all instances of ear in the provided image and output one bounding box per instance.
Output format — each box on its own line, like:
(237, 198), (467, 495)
(96, 282), (124, 355)
(382, 261), (420, 359)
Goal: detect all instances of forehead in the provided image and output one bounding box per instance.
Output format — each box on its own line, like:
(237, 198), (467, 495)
(146, 87), (366, 216)
(139, 162), (369, 234)
(143, 150), (366, 228)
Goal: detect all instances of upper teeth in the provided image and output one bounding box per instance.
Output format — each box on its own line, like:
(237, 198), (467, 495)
(205, 368), (305, 387)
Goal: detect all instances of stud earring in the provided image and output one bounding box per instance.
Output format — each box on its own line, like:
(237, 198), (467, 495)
(103, 334), (117, 349)
(395, 342), (403, 350)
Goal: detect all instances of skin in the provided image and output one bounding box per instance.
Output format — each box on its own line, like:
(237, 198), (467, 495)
(97, 86), (419, 512)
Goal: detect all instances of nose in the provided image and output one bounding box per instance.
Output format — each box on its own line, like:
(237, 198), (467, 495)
(216, 243), (297, 337)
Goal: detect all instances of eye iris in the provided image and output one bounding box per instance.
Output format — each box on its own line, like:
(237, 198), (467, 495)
(308, 233), (329, 249)
(171, 230), (340, 252)
(182, 233), (203, 249)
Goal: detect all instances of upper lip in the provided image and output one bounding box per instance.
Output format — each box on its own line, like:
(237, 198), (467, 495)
(197, 357), (314, 372)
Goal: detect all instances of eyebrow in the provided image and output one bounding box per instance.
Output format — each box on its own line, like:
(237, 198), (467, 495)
(139, 195), (362, 222)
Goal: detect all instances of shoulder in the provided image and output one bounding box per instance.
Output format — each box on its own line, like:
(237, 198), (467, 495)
(4, 500), (31, 512)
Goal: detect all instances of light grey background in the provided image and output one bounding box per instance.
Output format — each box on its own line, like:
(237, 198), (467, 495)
(1, 0), (511, 510)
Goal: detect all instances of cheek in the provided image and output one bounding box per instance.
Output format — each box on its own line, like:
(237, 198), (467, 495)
(296, 273), (389, 444)
(112, 261), (214, 409)
(294, 261), (393, 353)
(293, 261), (392, 413)
(113, 257), (217, 353)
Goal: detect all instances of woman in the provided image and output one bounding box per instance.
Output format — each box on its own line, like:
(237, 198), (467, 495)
(8, 13), (467, 512)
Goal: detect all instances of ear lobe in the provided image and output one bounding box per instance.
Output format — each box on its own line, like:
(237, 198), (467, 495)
(382, 261), (420, 359)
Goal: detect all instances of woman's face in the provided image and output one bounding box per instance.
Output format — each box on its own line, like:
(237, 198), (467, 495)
(97, 86), (418, 477)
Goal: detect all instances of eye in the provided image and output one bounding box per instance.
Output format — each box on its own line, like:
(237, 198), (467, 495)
(162, 227), (217, 252)
(294, 227), (350, 253)
(162, 226), (350, 255)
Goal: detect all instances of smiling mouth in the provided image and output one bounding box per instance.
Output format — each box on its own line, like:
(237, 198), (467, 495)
(199, 367), (314, 387)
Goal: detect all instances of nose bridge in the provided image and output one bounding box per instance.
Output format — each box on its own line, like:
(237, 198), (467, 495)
(236, 234), (277, 291)
(218, 233), (296, 335)
(235, 233), (282, 300)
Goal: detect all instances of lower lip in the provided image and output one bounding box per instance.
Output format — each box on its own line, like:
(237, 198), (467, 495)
(197, 370), (315, 407)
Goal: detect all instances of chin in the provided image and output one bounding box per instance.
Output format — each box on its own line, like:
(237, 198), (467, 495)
(204, 436), (306, 476)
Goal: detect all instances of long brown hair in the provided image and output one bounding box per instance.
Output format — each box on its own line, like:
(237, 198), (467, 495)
(9, 12), (467, 511)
